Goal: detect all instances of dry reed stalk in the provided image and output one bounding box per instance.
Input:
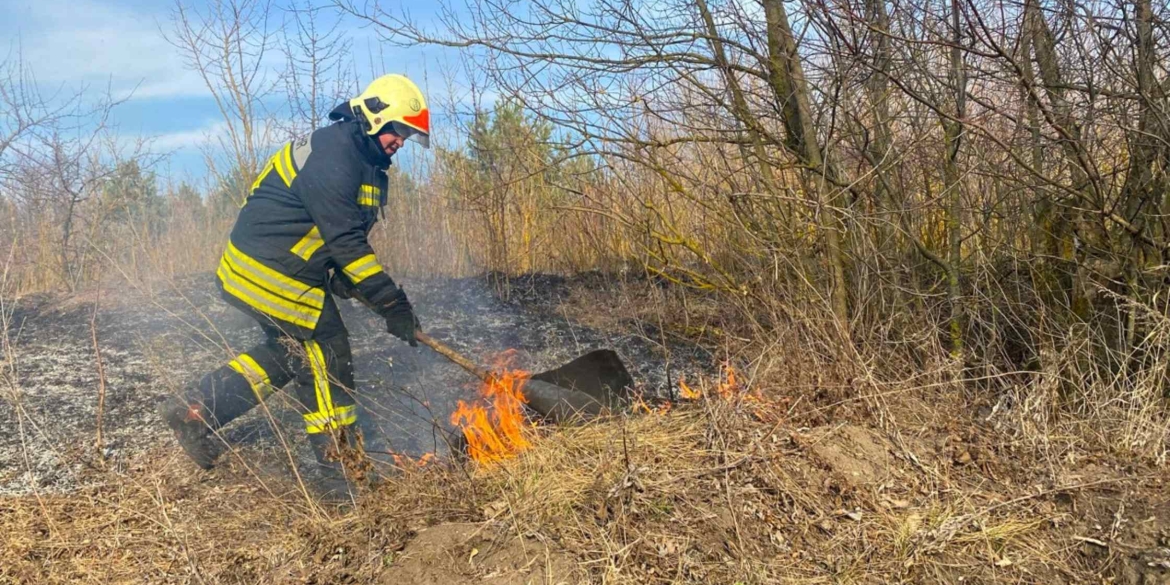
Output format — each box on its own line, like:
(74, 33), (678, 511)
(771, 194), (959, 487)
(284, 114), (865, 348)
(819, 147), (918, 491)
(89, 287), (107, 464)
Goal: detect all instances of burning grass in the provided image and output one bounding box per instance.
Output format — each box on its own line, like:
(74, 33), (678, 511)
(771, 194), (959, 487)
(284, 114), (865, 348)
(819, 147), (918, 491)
(450, 352), (534, 465)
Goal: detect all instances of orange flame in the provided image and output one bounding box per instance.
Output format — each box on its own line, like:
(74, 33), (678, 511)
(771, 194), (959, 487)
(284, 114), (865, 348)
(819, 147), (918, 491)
(390, 451), (436, 469)
(633, 396), (674, 415)
(450, 355), (533, 465)
(678, 364), (744, 401)
(676, 365), (781, 420)
(718, 366), (739, 399)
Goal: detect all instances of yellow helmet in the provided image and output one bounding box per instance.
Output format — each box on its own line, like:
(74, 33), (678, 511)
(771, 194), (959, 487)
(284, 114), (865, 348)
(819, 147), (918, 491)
(349, 74), (430, 148)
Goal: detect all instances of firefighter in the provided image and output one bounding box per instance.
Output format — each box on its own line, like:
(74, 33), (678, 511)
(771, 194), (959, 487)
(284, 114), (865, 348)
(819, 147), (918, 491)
(158, 74), (430, 493)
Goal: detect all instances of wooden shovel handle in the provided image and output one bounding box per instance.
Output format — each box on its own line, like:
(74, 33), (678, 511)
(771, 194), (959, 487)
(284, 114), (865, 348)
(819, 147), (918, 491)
(414, 331), (607, 422)
(349, 288), (495, 384)
(414, 331), (492, 384)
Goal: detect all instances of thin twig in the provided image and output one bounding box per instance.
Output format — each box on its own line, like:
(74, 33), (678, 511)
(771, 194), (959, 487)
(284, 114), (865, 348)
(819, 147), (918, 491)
(90, 287), (107, 465)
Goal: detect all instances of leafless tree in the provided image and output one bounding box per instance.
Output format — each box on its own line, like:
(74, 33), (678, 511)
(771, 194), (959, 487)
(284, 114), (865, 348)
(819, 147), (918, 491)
(276, 0), (357, 139)
(0, 51), (79, 182)
(338, 0), (863, 336)
(0, 50), (150, 291)
(166, 0), (278, 195)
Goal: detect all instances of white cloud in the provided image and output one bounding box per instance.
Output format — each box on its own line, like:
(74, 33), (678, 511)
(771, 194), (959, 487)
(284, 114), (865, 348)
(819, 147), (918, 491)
(3, 0), (209, 100)
(146, 116), (292, 161)
(150, 119), (229, 151)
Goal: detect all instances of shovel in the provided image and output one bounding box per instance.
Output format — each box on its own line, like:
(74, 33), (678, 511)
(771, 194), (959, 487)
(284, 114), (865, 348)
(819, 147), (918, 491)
(415, 331), (634, 423)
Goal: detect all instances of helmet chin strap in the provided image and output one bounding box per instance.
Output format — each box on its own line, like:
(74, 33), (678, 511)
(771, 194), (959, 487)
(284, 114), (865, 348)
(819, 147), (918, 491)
(351, 104), (373, 133)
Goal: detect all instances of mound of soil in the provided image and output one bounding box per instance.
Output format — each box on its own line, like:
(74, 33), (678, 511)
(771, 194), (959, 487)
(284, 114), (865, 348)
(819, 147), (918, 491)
(380, 523), (580, 585)
(808, 424), (896, 489)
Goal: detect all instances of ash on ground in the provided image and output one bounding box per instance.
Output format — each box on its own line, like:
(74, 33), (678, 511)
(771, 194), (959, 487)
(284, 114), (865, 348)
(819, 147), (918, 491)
(0, 274), (711, 495)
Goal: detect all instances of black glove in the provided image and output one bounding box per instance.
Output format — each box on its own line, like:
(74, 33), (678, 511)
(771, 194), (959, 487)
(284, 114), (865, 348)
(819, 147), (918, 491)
(328, 271), (356, 300)
(382, 287), (420, 347)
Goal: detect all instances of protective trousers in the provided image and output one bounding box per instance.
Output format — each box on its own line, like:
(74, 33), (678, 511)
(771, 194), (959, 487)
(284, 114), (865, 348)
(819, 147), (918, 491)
(188, 294), (357, 440)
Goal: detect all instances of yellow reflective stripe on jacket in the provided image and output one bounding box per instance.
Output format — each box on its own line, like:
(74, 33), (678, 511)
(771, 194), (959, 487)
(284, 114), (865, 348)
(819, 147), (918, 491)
(303, 405), (357, 433)
(283, 143), (298, 183)
(248, 158), (276, 201)
(358, 184), (381, 206)
(271, 146), (289, 186)
(217, 264), (322, 329)
(271, 143), (297, 187)
(341, 254), (383, 283)
(290, 226), (325, 261)
(224, 242), (324, 307)
(227, 353), (274, 400)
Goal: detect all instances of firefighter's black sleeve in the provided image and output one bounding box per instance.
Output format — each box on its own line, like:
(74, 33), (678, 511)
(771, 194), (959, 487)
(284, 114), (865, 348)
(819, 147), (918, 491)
(293, 135), (401, 315)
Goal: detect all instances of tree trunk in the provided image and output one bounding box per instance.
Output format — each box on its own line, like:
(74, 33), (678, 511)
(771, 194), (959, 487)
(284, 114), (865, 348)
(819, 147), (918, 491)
(1120, 0), (1161, 244)
(694, 0), (779, 199)
(863, 0), (896, 239)
(1023, 0), (1090, 319)
(761, 0), (850, 336)
(860, 0), (908, 315)
(943, 0), (966, 358)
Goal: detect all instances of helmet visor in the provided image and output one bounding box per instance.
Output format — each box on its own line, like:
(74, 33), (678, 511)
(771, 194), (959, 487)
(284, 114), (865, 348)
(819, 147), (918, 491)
(389, 121), (430, 149)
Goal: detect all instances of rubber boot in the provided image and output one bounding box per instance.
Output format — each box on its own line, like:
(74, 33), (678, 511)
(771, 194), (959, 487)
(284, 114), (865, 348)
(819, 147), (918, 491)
(307, 427), (365, 503)
(158, 395), (218, 470)
(160, 362), (278, 470)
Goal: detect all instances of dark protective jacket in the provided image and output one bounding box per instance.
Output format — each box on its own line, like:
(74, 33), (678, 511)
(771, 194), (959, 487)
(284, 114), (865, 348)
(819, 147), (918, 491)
(215, 104), (400, 337)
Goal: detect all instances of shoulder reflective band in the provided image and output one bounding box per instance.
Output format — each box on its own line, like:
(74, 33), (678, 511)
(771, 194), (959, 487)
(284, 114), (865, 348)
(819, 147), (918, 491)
(358, 184), (381, 207)
(248, 143), (300, 197)
(341, 254), (383, 284)
(271, 143), (298, 187)
(248, 159), (276, 202)
(291, 226), (325, 261)
(227, 353), (275, 401)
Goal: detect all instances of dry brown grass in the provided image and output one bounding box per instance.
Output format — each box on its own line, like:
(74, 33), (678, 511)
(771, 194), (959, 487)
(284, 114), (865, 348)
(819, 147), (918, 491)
(4, 385), (1161, 584)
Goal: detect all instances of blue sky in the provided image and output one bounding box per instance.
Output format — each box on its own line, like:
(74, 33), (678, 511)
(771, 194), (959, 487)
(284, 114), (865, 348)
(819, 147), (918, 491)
(2, 0), (466, 186)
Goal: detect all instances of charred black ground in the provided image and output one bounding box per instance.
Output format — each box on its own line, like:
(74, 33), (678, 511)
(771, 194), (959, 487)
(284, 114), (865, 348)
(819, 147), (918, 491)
(0, 273), (712, 495)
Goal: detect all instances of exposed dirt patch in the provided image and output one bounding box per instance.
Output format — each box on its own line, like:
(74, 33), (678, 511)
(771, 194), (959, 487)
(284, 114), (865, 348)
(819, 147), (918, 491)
(380, 522), (580, 585)
(806, 424), (896, 490)
(1053, 468), (1170, 585)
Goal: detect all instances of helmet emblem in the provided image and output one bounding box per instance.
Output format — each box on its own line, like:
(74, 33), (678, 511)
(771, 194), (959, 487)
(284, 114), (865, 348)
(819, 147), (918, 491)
(410, 98), (422, 112)
(374, 116), (382, 125)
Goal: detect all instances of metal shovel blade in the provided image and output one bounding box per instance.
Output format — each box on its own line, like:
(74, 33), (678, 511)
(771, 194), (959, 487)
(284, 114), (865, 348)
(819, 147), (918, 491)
(496, 351), (635, 424)
(530, 350), (635, 410)
(415, 332), (634, 423)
